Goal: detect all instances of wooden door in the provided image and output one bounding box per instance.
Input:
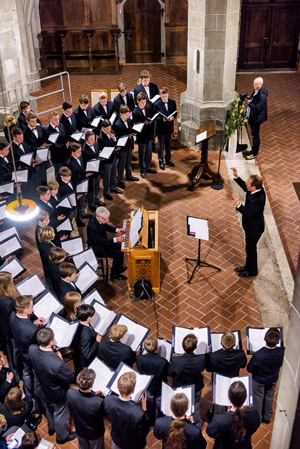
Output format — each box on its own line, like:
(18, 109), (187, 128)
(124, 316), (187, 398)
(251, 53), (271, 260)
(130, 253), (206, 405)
(124, 0), (162, 63)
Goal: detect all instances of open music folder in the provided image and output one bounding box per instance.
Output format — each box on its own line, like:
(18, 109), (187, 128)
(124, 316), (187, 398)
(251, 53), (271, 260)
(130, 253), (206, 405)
(0, 235), (22, 258)
(107, 362), (153, 402)
(36, 147), (49, 162)
(48, 133), (59, 144)
(61, 236), (84, 256)
(90, 299), (116, 336)
(161, 382), (195, 417)
(34, 290), (63, 322)
(71, 132), (84, 142)
(55, 196), (73, 215)
(16, 274), (46, 298)
(19, 152), (34, 166)
(67, 192), (76, 208)
(82, 288), (105, 306)
(114, 314), (150, 351)
(86, 158), (101, 173)
(0, 202), (6, 221)
(132, 122), (145, 133)
(56, 218), (73, 233)
(213, 373), (253, 406)
(76, 179), (89, 194)
(74, 262), (99, 294)
(211, 331), (242, 352)
(172, 326), (211, 355)
(88, 357), (114, 396)
(73, 248), (98, 271)
(142, 338), (172, 362)
(0, 226), (20, 242)
(0, 181), (14, 195)
(100, 147), (115, 160)
(246, 327), (284, 354)
(91, 117), (102, 127)
(12, 170), (28, 183)
(47, 312), (79, 348)
(0, 256), (26, 279)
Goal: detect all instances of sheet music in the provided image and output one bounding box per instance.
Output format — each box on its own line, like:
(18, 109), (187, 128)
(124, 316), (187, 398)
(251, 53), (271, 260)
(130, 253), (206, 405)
(56, 196), (72, 210)
(109, 112), (117, 125)
(71, 132), (84, 142)
(107, 363), (152, 402)
(100, 147), (115, 159)
(149, 94), (161, 104)
(161, 382), (194, 417)
(0, 226), (20, 242)
(88, 357), (114, 396)
(90, 300), (116, 336)
(61, 237), (83, 256)
(46, 166), (55, 183)
(0, 256), (25, 279)
(132, 123), (144, 133)
(173, 326), (210, 354)
(115, 314), (150, 351)
(247, 327), (282, 353)
(211, 331), (241, 352)
(48, 133), (59, 144)
(68, 193), (76, 207)
(160, 110), (178, 119)
(10, 427), (25, 447)
(76, 179), (89, 193)
(34, 290), (63, 322)
(142, 338), (172, 362)
(0, 202), (6, 221)
(116, 136), (129, 147)
(75, 262), (99, 294)
(0, 181), (14, 194)
(213, 374), (252, 406)
(187, 216), (209, 241)
(86, 159), (100, 172)
(91, 117), (102, 127)
(12, 170), (28, 183)
(16, 274), (46, 298)
(47, 313), (79, 348)
(36, 148), (49, 162)
(146, 112), (161, 121)
(129, 208), (143, 248)
(82, 288), (105, 306)
(196, 131), (207, 144)
(0, 236), (22, 258)
(19, 152), (33, 166)
(73, 248), (98, 271)
(56, 218), (73, 233)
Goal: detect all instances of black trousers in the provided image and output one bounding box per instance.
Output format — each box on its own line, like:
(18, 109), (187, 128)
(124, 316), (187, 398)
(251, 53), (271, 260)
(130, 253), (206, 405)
(95, 243), (124, 276)
(157, 133), (172, 163)
(245, 229), (263, 274)
(250, 123), (261, 156)
(118, 149), (133, 181)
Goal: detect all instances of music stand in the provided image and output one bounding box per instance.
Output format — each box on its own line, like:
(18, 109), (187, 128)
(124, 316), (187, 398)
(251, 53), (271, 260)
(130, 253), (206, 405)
(185, 216), (221, 284)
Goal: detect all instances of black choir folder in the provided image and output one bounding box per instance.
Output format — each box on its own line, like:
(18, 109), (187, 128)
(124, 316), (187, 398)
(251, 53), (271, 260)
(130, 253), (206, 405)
(211, 330), (242, 352)
(246, 327), (284, 355)
(47, 313), (79, 348)
(161, 382), (195, 417)
(33, 290), (63, 323)
(88, 357), (114, 396)
(16, 274), (46, 298)
(172, 326), (211, 354)
(114, 314), (150, 352)
(142, 338), (172, 362)
(107, 362), (153, 403)
(0, 256), (26, 279)
(0, 235), (23, 259)
(213, 374), (253, 407)
(74, 262), (99, 294)
(90, 299), (116, 336)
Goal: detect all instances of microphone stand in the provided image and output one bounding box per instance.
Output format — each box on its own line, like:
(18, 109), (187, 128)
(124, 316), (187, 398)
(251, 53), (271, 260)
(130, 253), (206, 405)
(211, 117), (226, 191)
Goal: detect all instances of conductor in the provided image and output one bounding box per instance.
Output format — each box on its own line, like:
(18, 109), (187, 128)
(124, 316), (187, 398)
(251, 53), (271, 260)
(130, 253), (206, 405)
(87, 207), (127, 281)
(231, 168), (265, 277)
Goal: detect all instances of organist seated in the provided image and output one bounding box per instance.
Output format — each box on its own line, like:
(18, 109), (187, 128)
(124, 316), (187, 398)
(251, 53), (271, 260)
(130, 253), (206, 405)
(87, 206), (127, 281)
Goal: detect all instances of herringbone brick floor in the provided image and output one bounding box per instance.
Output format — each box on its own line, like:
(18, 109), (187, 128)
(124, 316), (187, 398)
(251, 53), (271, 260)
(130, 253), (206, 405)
(15, 64), (295, 449)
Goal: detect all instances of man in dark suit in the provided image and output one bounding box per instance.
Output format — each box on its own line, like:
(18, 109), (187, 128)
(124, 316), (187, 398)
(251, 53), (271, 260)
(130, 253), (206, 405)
(154, 87), (177, 170)
(93, 91), (116, 120)
(35, 185), (65, 230)
(132, 93), (157, 179)
(28, 328), (76, 444)
(104, 371), (149, 449)
(45, 111), (69, 175)
(58, 165), (85, 226)
(0, 143), (12, 183)
(114, 83), (135, 113)
(59, 101), (78, 139)
(97, 324), (136, 369)
(35, 210), (50, 250)
(57, 262), (79, 302)
(133, 70), (159, 105)
(66, 368), (105, 449)
(87, 207), (127, 281)
(16, 101), (41, 132)
(113, 105), (139, 188)
(232, 167), (266, 277)
(73, 94), (95, 131)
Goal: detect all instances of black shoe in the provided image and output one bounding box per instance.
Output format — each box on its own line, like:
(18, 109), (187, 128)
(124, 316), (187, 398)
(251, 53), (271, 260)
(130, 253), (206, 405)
(28, 414), (42, 431)
(95, 199), (105, 206)
(238, 270), (258, 277)
(141, 172), (146, 179)
(56, 431), (78, 445)
(234, 266), (247, 273)
(110, 274), (128, 281)
(77, 220), (86, 227)
(120, 266), (127, 273)
(118, 182), (125, 189)
(132, 155), (138, 161)
(104, 194), (113, 200)
(111, 188), (123, 194)
(243, 149), (253, 156)
(88, 205), (96, 212)
(159, 163), (165, 170)
(152, 146), (158, 153)
(245, 154), (257, 161)
(82, 213), (92, 219)
(146, 168), (157, 174)
(166, 161), (175, 167)
(48, 430), (55, 436)
(125, 176), (139, 181)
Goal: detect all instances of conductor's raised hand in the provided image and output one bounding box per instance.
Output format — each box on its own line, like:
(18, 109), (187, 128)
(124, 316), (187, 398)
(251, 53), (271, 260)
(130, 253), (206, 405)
(231, 167), (238, 178)
(141, 393), (147, 411)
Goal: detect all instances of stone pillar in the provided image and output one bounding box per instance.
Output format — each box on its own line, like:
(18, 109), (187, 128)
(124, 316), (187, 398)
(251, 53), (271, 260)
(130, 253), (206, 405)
(180, 0), (240, 150)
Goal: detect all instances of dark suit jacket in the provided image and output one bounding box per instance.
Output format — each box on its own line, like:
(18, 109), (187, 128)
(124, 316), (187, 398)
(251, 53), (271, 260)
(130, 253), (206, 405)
(45, 124), (68, 164)
(58, 178), (75, 197)
(104, 395), (149, 449)
(71, 323), (99, 373)
(113, 117), (134, 152)
(206, 349), (247, 378)
(134, 82), (159, 104)
(248, 87), (268, 125)
(59, 113), (78, 138)
(0, 156), (12, 183)
(114, 93), (135, 113)
(36, 199), (59, 230)
(57, 278), (78, 303)
(137, 353), (169, 397)
(47, 260), (61, 287)
(154, 416), (207, 449)
(234, 177), (265, 237)
(9, 313), (39, 360)
(97, 130), (117, 164)
(66, 389), (105, 439)
(82, 142), (100, 163)
(206, 409), (260, 449)
(97, 340), (136, 370)
(154, 98), (177, 135)
(0, 295), (15, 340)
(87, 215), (117, 255)
(10, 141), (32, 162)
(247, 346), (285, 384)
(28, 345), (74, 403)
(93, 100), (116, 120)
(73, 106), (95, 131)
(67, 155), (86, 184)
(132, 105), (154, 144)
(38, 241), (55, 278)
(23, 125), (46, 150)
(169, 353), (206, 392)
(16, 114), (41, 132)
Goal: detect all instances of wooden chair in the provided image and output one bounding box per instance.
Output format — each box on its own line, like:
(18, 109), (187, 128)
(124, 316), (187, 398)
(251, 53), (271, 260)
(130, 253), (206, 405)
(97, 257), (109, 281)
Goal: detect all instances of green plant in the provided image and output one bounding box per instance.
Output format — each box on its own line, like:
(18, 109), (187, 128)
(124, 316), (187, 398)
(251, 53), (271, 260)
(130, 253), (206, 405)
(226, 93), (246, 137)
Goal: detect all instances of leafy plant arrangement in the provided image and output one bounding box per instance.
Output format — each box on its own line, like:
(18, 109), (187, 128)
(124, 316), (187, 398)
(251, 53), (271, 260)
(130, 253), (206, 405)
(226, 93), (246, 137)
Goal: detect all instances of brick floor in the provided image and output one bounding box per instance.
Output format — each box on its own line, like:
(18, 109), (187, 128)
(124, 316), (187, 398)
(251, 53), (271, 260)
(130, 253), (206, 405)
(11, 64), (293, 449)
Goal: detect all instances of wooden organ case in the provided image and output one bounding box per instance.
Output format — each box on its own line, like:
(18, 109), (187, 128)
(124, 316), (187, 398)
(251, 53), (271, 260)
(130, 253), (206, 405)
(122, 208), (160, 294)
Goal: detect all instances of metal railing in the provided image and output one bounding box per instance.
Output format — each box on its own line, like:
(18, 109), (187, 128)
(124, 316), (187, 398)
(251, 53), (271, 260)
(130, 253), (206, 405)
(0, 88), (19, 115)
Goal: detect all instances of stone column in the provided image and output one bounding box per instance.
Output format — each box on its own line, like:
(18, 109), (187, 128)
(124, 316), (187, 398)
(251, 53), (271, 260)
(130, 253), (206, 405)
(180, 0), (240, 150)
